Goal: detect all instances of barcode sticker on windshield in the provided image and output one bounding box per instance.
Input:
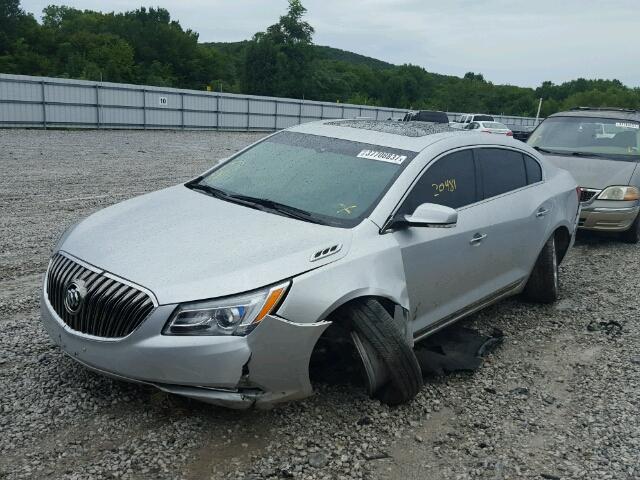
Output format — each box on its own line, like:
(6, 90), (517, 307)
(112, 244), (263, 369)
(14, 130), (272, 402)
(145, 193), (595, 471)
(357, 150), (407, 164)
(616, 122), (639, 130)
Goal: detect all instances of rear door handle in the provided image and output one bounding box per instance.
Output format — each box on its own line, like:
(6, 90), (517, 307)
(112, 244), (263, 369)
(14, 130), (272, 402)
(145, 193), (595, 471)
(470, 233), (487, 245)
(536, 208), (550, 217)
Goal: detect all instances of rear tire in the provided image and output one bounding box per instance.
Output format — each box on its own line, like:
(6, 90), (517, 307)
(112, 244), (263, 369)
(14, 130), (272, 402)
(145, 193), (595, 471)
(524, 235), (559, 304)
(346, 299), (422, 405)
(620, 214), (640, 244)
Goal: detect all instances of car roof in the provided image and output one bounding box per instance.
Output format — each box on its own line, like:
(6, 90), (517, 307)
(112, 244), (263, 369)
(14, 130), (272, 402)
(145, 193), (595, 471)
(287, 119), (519, 152)
(550, 108), (640, 122)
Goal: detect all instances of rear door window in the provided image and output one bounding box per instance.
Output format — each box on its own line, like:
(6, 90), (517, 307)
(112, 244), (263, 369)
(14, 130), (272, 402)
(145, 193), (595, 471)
(476, 148), (527, 199)
(400, 149), (478, 213)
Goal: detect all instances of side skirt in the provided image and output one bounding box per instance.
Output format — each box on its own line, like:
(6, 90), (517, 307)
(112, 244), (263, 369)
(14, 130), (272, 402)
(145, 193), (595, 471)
(413, 278), (526, 344)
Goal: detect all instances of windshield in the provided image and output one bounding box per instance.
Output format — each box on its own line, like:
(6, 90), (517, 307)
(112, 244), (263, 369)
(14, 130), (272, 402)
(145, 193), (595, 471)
(528, 116), (640, 161)
(194, 131), (417, 227)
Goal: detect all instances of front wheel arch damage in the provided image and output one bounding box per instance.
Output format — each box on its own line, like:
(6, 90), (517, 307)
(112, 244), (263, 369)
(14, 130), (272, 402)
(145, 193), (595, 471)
(309, 296), (421, 405)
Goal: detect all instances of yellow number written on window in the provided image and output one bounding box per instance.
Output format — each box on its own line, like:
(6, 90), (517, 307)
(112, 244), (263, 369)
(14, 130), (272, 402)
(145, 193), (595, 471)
(431, 178), (457, 197)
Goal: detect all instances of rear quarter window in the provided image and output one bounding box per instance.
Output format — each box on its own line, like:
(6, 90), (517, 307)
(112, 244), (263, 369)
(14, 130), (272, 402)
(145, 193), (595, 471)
(524, 154), (542, 184)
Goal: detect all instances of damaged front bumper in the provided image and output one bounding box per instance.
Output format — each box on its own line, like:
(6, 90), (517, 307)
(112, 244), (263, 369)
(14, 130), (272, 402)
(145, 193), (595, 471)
(40, 290), (329, 409)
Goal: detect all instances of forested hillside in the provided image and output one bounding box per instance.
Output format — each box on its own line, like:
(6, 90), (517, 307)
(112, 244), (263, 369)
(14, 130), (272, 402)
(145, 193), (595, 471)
(1, 0), (639, 117)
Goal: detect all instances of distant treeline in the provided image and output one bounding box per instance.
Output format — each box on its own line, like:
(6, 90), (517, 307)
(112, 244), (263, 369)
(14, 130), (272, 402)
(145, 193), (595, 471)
(1, 0), (639, 117)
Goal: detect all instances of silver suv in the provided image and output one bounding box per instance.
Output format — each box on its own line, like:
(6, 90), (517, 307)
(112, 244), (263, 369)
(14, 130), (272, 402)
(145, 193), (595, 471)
(528, 107), (640, 242)
(41, 120), (580, 408)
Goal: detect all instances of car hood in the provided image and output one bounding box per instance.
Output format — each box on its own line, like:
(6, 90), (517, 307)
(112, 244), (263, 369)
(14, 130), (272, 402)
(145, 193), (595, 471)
(543, 154), (638, 189)
(60, 185), (352, 305)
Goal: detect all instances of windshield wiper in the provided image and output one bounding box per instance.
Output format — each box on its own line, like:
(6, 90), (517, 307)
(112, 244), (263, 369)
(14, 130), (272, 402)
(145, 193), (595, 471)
(226, 193), (325, 224)
(185, 182), (231, 200)
(569, 151), (606, 158)
(532, 146), (563, 155)
(188, 182), (325, 224)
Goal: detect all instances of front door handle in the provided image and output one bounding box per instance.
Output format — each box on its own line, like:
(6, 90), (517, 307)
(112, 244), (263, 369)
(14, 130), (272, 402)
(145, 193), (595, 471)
(536, 207), (550, 217)
(470, 233), (487, 245)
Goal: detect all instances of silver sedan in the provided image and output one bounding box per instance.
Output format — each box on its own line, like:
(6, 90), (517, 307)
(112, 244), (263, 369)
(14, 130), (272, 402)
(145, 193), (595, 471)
(41, 120), (580, 408)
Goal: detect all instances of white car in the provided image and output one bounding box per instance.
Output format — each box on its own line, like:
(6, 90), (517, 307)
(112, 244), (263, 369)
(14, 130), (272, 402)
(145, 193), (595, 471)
(451, 113), (495, 129)
(465, 121), (514, 136)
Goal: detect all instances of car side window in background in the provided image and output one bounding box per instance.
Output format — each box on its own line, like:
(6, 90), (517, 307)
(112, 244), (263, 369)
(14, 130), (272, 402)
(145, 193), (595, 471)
(476, 148), (527, 199)
(400, 150), (477, 213)
(523, 154), (542, 184)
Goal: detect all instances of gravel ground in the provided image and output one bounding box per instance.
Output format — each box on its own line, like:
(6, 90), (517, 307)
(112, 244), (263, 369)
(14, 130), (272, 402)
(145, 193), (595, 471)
(1, 129), (639, 480)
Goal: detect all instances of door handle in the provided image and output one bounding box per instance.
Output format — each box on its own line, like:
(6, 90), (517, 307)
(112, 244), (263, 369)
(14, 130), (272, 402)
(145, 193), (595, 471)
(536, 208), (550, 217)
(470, 233), (487, 245)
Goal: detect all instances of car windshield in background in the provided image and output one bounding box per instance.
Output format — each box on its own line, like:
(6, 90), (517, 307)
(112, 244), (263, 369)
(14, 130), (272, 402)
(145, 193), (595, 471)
(194, 131), (417, 227)
(528, 116), (640, 161)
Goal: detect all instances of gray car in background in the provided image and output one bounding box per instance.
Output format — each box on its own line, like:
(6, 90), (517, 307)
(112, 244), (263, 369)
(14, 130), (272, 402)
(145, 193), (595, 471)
(528, 107), (640, 242)
(41, 120), (580, 409)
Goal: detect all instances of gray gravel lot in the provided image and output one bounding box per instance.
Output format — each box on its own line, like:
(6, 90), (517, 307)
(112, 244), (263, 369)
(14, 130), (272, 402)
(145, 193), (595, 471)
(1, 129), (639, 480)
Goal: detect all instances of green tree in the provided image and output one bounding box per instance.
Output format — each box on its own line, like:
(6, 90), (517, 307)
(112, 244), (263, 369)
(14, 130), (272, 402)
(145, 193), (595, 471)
(242, 0), (315, 98)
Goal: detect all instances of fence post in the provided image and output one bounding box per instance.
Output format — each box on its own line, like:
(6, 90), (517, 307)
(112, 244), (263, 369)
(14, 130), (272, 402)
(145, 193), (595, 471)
(298, 101), (302, 125)
(246, 97), (250, 131)
(274, 101), (279, 131)
(142, 88), (146, 130)
(341, 104), (345, 119)
(320, 103), (324, 120)
(180, 92), (185, 130)
(215, 94), (219, 131)
(41, 80), (47, 129)
(95, 84), (100, 128)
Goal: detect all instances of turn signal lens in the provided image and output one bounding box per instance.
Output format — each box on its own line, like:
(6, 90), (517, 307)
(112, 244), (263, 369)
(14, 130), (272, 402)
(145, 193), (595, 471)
(598, 186), (640, 201)
(254, 285), (288, 324)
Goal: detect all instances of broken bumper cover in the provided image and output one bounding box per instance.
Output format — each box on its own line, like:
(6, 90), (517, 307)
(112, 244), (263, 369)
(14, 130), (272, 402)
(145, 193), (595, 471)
(40, 290), (329, 409)
(579, 201), (639, 232)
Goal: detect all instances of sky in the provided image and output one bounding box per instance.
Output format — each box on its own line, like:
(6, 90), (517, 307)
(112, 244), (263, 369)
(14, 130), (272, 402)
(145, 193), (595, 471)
(19, 0), (640, 88)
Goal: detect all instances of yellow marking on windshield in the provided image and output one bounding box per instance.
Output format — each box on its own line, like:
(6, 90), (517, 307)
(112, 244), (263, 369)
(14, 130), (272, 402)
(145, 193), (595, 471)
(337, 203), (357, 215)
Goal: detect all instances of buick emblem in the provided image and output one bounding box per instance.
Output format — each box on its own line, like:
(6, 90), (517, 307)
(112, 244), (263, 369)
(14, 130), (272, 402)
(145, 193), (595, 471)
(64, 280), (87, 315)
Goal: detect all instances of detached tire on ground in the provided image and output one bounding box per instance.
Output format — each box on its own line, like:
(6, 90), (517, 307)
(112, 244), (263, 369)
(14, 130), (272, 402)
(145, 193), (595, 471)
(620, 214), (640, 244)
(524, 235), (559, 304)
(346, 298), (422, 405)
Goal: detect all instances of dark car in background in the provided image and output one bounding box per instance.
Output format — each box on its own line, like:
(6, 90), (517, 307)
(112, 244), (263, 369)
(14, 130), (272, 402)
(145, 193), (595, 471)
(402, 110), (450, 123)
(528, 107), (640, 242)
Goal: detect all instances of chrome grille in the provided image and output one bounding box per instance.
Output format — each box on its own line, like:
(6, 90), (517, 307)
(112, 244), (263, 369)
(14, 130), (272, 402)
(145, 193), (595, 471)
(580, 188), (600, 203)
(46, 253), (155, 338)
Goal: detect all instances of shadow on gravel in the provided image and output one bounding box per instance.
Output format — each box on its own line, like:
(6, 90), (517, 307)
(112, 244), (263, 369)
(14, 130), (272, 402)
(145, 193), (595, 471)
(574, 230), (625, 246)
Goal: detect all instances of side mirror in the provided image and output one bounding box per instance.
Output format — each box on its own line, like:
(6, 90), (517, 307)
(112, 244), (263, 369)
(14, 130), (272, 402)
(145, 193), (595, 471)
(391, 203), (458, 229)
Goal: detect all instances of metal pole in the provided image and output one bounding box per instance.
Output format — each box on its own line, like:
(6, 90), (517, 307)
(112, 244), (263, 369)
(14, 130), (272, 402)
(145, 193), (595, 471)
(320, 104), (324, 120)
(181, 93), (185, 130)
(535, 97), (543, 125)
(298, 101), (302, 125)
(41, 81), (47, 129)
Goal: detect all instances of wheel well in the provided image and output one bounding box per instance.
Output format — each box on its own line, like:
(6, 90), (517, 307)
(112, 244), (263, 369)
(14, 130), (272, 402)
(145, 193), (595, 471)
(554, 226), (571, 263)
(308, 296), (399, 385)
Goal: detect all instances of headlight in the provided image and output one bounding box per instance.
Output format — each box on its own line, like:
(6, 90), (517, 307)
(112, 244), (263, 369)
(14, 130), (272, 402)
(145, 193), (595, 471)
(163, 282), (290, 336)
(597, 186), (640, 201)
